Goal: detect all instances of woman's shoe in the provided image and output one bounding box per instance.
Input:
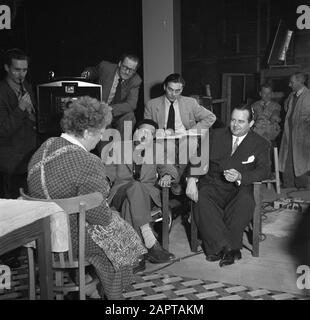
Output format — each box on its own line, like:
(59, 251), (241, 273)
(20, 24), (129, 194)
(133, 258), (146, 274)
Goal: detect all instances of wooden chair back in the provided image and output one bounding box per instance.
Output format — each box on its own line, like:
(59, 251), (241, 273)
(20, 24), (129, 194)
(19, 188), (103, 299)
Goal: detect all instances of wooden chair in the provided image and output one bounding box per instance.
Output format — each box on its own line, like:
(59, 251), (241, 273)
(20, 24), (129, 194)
(20, 189), (103, 300)
(189, 184), (262, 257)
(189, 147), (280, 257)
(152, 186), (171, 251)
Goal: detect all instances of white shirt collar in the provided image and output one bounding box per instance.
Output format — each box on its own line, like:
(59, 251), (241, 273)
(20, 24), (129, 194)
(60, 133), (87, 152)
(165, 96), (177, 106)
(232, 133), (248, 145)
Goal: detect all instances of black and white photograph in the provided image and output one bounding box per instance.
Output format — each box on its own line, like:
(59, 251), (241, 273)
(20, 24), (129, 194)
(0, 0), (309, 313)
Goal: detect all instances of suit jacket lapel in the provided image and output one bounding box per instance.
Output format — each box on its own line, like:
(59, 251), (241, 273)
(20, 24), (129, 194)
(178, 96), (188, 128)
(220, 128), (233, 168)
(104, 66), (118, 101)
(157, 96), (166, 129)
(230, 131), (254, 160)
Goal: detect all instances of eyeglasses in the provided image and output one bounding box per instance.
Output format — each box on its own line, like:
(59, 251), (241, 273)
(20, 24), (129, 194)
(166, 87), (183, 94)
(120, 64), (136, 74)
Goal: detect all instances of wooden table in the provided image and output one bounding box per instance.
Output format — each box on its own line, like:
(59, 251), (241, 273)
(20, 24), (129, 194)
(0, 200), (62, 300)
(0, 216), (53, 299)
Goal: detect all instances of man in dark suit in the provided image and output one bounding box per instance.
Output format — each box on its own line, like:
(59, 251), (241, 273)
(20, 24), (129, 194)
(186, 104), (271, 267)
(0, 48), (37, 199)
(82, 53), (142, 139)
(0, 48), (37, 268)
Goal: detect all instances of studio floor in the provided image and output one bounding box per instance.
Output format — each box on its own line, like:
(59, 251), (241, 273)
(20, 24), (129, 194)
(139, 186), (310, 299)
(1, 186), (310, 300)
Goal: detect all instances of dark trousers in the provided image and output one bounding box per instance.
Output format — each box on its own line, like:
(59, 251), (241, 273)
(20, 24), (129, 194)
(282, 139), (309, 188)
(194, 177), (255, 254)
(111, 181), (152, 232)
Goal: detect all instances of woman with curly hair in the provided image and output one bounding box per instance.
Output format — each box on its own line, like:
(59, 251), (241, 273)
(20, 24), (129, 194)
(27, 96), (146, 299)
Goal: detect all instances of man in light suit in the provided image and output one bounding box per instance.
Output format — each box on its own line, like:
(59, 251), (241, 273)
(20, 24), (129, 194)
(144, 73), (216, 193)
(279, 72), (310, 189)
(144, 73), (215, 135)
(186, 104), (270, 267)
(82, 53), (142, 138)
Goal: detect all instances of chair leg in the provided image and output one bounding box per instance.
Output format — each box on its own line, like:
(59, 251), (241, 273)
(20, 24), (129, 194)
(274, 147), (281, 194)
(27, 247), (36, 300)
(162, 187), (170, 251)
(252, 184), (262, 257)
(190, 201), (199, 252)
(55, 271), (64, 300)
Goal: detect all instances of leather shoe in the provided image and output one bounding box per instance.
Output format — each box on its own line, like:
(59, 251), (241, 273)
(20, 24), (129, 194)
(219, 249), (242, 267)
(146, 241), (176, 264)
(205, 249), (224, 262)
(234, 249), (242, 260)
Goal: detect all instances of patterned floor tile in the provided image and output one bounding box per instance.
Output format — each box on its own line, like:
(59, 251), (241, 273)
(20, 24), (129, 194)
(1, 255), (309, 301)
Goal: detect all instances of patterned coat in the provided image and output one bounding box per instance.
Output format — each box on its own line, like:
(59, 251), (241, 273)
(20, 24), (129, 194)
(251, 99), (281, 141)
(27, 137), (132, 299)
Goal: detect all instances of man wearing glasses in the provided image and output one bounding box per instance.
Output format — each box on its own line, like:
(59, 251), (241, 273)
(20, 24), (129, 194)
(82, 53), (142, 139)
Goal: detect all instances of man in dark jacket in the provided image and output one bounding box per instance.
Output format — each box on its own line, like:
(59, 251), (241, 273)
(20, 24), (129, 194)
(0, 49), (37, 268)
(0, 48), (37, 199)
(186, 104), (271, 267)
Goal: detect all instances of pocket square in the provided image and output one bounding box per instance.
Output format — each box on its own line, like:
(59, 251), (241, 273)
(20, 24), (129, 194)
(242, 155), (255, 164)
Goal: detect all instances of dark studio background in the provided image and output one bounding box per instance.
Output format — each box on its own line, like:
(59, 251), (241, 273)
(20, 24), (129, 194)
(0, 0), (145, 120)
(1, 0), (310, 120)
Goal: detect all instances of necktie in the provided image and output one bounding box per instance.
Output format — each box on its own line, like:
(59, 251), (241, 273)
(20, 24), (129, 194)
(231, 137), (239, 155)
(166, 101), (175, 131)
(19, 82), (35, 121)
(133, 148), (144, 181)
(19, 80), (25, 98)
(292, 93), (298, 108)
(112, 77), (123, 104)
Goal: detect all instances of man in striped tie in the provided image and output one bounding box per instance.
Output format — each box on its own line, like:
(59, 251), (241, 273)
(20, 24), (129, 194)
(186, 104), (271, 267)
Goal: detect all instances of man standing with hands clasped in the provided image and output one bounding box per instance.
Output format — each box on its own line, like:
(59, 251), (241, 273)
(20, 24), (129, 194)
(186, 104), (270, 267)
